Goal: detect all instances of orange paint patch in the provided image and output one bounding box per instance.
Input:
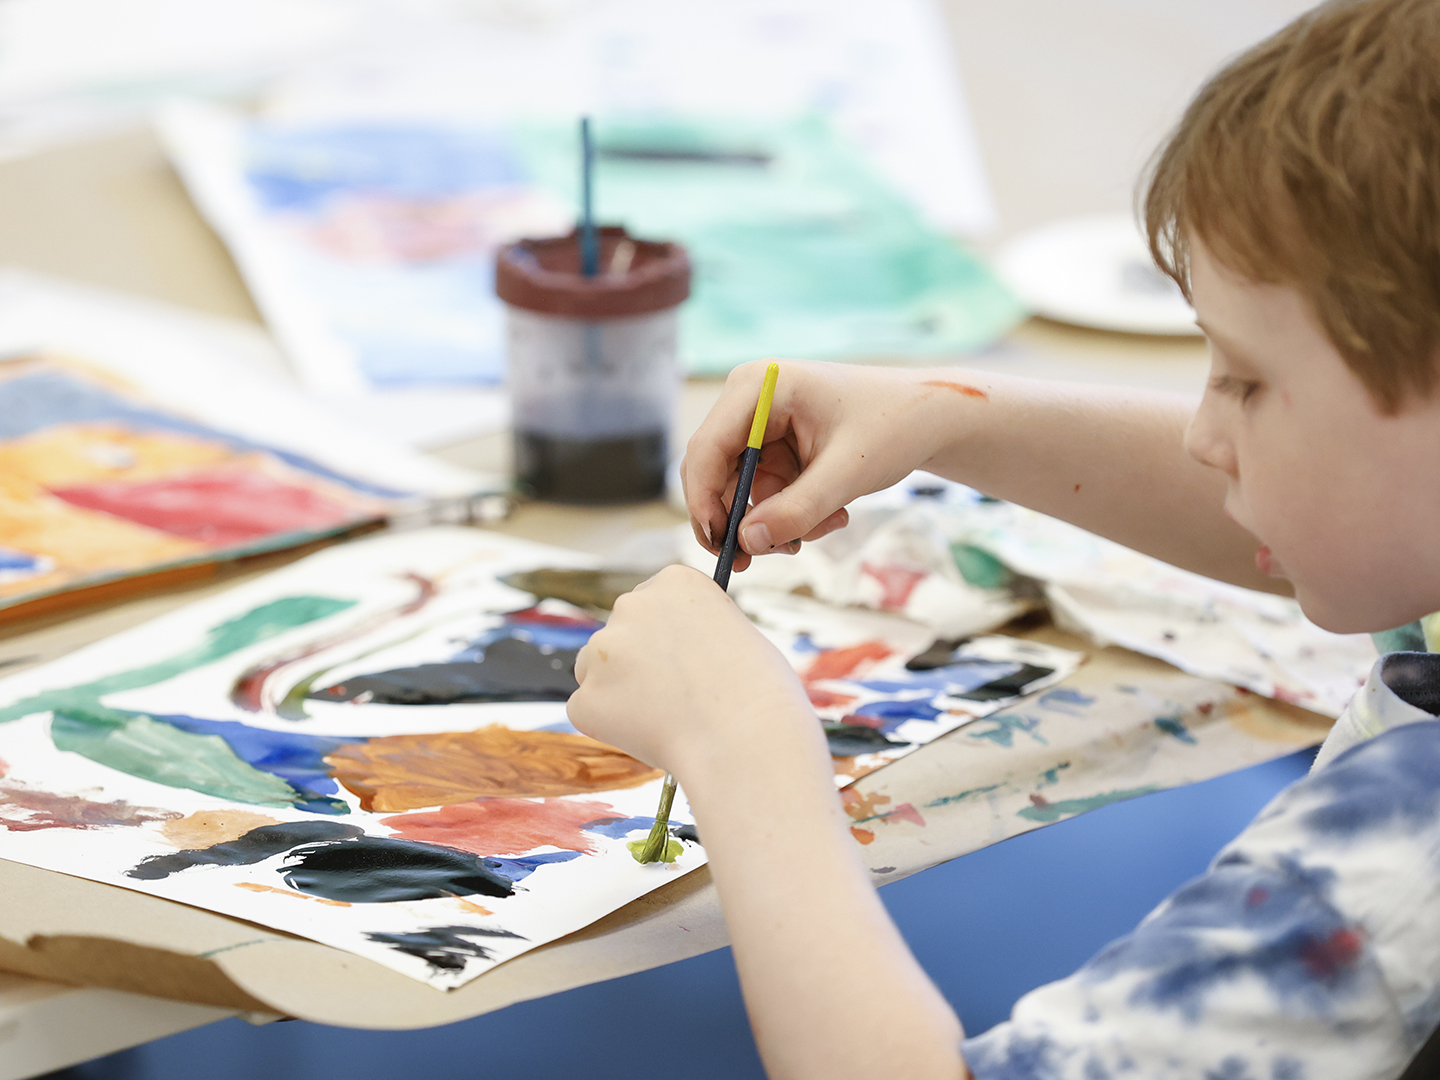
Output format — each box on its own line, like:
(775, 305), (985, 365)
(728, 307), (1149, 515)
(850, 826), (875, 844)
(161, 809), (281, 849)
(802, 641), (893, 683)
(842, 789), (891, 821)
(922, 380), (988, 400)
(326, 725), (663, 812)
(382, 797), (620, 857)
(447, 895), (494, 917)
(234, 882), (351, 906)
(807, 687), (857, 710)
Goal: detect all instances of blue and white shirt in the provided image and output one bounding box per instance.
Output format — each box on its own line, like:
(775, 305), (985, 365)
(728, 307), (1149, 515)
(962, 651), (1440, 1080)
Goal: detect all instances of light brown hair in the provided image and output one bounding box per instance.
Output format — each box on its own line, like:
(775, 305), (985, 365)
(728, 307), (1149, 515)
(1143, 0), (1440, 411)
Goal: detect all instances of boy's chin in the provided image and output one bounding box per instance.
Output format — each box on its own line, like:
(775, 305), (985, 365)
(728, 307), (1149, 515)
(1293, 585), (1422, 638)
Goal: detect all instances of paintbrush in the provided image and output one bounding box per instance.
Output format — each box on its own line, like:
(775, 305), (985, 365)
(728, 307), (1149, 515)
(631, 362), (780, 864)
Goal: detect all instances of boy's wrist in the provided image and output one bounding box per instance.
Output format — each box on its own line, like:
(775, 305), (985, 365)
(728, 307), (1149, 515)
(667, 699), (833, 810)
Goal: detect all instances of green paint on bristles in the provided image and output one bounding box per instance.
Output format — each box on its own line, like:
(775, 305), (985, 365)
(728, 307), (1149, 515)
(632, 773), (679, 864)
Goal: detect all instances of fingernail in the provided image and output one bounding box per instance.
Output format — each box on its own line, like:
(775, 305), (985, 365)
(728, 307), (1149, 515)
(701, 520), (713, 545)
(741, 522), (771, 554)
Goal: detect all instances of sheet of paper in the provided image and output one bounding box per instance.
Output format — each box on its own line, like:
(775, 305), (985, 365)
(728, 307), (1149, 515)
(0, 526), (1077, 989)
(0, 270), (492, 612)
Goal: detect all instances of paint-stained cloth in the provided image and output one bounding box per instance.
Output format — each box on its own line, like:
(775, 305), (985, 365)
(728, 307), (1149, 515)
(962, 652), (1440, 1080)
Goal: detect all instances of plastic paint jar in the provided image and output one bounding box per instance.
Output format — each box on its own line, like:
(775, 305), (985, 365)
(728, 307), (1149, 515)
(495, 226), (691, 504)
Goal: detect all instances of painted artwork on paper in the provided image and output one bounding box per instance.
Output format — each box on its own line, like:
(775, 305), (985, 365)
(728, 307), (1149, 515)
(0, 271), (487, 614)
(0, 354), (400, 609)
(0, 528), (1078, 988)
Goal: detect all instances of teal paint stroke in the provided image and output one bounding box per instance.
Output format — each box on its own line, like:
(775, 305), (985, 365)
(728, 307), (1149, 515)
(1038, 762), (1071, 788)
(967, 712), (1048, 748)
(0, 596), (355, 724)
(1018, 785), (1160, 823)
(1154, 712), (1198, 744)
(923, 783), (1002, 809)
(0, 595), (355, 809)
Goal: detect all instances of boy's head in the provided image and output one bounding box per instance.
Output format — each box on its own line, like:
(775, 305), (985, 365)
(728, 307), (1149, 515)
(1145, 0), (1440, 634)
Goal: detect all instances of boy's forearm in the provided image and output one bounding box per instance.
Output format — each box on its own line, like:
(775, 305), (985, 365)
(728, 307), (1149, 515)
(675, 715), (968, 1080)
(920, 370), (1286, 595)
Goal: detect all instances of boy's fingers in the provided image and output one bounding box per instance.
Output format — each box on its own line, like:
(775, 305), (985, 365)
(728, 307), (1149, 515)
(801, 507), (849, 542)
(740, 457), (854, 554)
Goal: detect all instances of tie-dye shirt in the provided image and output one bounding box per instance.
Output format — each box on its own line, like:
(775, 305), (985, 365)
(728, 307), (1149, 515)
(962, 652), (1440, 1080)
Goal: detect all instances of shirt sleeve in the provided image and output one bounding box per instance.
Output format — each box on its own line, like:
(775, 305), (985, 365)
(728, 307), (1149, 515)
(961, 720), (1440, 1080)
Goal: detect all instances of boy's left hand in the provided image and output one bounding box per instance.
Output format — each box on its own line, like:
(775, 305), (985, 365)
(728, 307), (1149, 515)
(567, 565), (818, 779)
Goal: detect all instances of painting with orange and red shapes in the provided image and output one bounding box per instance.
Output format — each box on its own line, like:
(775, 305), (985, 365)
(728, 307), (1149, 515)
(0, 528), (1079, 989)
(0, 354), (417, 611)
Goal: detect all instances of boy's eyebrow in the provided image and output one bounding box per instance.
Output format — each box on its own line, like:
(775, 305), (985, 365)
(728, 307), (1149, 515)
(1194, 319), (1263, 370)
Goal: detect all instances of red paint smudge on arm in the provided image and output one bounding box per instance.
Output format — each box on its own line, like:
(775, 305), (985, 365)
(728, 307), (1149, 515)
(922, 380), (988, 400)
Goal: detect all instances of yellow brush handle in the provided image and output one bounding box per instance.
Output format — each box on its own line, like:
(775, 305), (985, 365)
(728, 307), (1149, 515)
(746, 362), (780, 450)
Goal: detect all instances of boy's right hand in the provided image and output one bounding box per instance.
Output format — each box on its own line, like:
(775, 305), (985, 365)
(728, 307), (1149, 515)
(682, 359), (988, 572)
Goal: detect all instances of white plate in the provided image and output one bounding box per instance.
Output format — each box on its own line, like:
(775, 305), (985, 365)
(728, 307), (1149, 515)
(996, 214), (1200, 336)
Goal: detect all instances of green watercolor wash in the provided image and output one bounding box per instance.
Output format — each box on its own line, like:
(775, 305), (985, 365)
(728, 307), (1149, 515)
(923, 783), (1002, 808)
(1154, 713), (1198, 744)
(967, 713), (1048, 749)
(1038, 762), (1072, 787)
(950, 544), (1012, 590)
(52, 710), (298, 807)
(0, 596), (355, 724)
(1017, 786), (1160, 823)
(628, 836), (683, 863)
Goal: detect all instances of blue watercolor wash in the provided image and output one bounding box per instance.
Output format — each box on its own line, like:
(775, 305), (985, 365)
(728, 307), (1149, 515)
(850, 698), (944, 733)
(0, 546), (42, 573)
(792, 633), (824, 654)
(860, 659), (1019, 696)
(155, 714), (365, 815)
(1037, 688), (1096, 716)
(581, 815), (656, 840)
(968, 713), (1047, 748)
(0, 369), (408, 499)
(484, 850), (582, 883)
(451, 613), (601, 664)
(245, 125), (529, 212)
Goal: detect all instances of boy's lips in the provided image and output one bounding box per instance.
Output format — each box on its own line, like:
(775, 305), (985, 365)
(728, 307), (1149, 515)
(1256, 544), (1281, 576)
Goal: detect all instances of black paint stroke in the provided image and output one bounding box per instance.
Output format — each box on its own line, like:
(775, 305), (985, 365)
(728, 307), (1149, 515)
(823, 723), (913, 757)
(127, 822), (364, 880)
(366, 924), (528, 972)
(956, 662), (1056, 701)
(308, 637), (579, 706)
(280, 836), (515, 903)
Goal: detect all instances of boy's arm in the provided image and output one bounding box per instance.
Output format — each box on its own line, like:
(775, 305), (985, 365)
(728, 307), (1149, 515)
(684, 360), (1283, 595)
(568, 567), (969, 1080)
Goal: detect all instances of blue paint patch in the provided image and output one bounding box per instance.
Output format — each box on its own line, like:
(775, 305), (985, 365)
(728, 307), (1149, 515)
(245, 124), (530, 212)
(0, 546), (41, 572)
(968, 712), (1047, 748)
(1038, 762), (1071, 787)
(859, 659), (1018, 696)
(483, 850), (582, 883)
(155, 714), (365, 815)
(1155, 713), (1198, 744)
(0, 369), (408, 498)
(1037, 688), (1097, 716)
(849, 697), (944, 732)
(580, 815), (655, 839)
(791, 633), (824, 654)
(451, 611), (601, 663)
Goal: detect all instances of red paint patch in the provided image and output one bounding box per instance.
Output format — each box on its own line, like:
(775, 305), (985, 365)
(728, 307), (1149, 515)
(838, 713), (886, 730)
(1300, 927), (1364, 978)
(1029, 793), (1050, 808)
(1197, 701), (1215, 715)
(807, 688), (858, 710)
(0, 783), (179, 832)
(803, 641), (893, 683)
(860, 562), (928, 611)
(382, 796), (619, 857)
(50, 464), (364, 547)
(884, 802), (926, 828)
(506, 606), (603, 629)
(1247, 886), (1269, 907)
(922, 380), (988, 400)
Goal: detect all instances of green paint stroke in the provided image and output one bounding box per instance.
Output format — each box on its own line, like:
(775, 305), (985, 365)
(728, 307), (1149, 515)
(52, 709), (298, 806)
(1154, 713), (1198, 744)
(0, 596), (355, 724)
(1018, 786), (1160, 823)
(968, 713), (1048, 749)
(1038, 762), (1072, 787)
(923, 783), (1002, 808)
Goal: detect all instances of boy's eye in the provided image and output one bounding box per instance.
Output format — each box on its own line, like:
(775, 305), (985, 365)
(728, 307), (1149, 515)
(1210, 375), (1262, 403)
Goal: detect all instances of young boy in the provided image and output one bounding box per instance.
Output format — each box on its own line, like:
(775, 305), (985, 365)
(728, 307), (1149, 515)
(567, 1), (1440, 1075)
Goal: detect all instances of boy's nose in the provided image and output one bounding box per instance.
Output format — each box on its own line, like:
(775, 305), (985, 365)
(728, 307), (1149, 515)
(1184, 395), (1239, 478)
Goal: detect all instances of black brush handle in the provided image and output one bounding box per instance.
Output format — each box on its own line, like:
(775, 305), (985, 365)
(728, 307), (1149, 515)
(714, 445), (762, 592)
